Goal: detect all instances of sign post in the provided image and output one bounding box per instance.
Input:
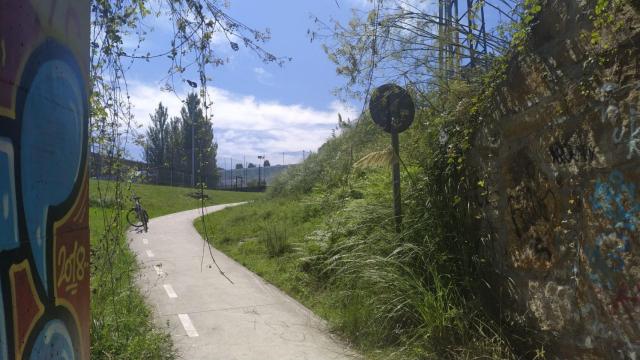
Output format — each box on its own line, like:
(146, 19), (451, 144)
(369, 84), (415, 233)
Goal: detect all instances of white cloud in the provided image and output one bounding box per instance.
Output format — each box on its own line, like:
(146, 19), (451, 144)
(343, 0), (373, 9)
(253, 67), (275, 86)
(127, 81), (358, 164)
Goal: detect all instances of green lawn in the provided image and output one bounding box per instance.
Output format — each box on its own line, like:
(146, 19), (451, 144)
(193, 198), (326, 306)
(90, 180), (263, 359)
(90, 180), (263, 219)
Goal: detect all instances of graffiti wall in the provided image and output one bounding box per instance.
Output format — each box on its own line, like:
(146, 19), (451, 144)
(473, 0), (640, 358)
(0, 0), (89, 358)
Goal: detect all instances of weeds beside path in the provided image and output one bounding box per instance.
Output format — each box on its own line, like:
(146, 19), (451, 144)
(194, 108), (517, 359)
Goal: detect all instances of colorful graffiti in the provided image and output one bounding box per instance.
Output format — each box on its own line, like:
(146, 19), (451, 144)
(587, 171), (640, 316)
(0, 0), (89, 359)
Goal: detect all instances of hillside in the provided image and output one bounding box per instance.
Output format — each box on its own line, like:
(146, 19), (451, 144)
(194, 98), (512, 358)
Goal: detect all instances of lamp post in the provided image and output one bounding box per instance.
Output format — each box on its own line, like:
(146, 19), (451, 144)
(190, 109), (195, 187)
(257, 155), (264, 187)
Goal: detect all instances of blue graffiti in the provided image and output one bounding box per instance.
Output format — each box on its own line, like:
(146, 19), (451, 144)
(592, 171), (640, 231)
(588, 171), (640, 289)
(20, 59), (84, 294)
(0, 137), (18, 251)
(29, 319), (74, 359)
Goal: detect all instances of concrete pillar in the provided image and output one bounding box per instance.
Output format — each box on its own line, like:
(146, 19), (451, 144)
(0, 0), (90, 358)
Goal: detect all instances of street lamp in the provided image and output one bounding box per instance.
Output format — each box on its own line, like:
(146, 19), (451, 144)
(257, 155), (264, 187)
(191, 111), (195, 187)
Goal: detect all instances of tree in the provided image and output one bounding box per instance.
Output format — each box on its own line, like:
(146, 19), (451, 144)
(90, 0), (287, 186)
(247, 163), (256, 168)
(145, 103), (169, 169)
(235, 163), (244, 169)
(263, 160), (271, 167)
(180, 93), (218, 187)
(166, 116), (183, 184)
(315, 0), (519, 100)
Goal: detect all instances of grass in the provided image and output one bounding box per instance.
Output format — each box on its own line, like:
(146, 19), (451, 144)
(194, 173), (410, 358)
(90, 180), (262, 359)
(193, 198), (324, 303)
(196, 180), (514, 360)
(91, 180), (263, 218)
(261, 222), (290, 257)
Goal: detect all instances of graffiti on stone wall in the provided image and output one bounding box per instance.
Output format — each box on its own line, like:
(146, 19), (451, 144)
(600, 83), (640, 160)
(0, 0), (89, 359)
(587, 171), (640, 317)
(548, 140), (596, 164)
(527, 280), (577, 331)
(506, 151), (559, 269)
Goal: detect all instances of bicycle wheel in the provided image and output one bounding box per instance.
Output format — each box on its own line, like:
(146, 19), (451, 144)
(126, 208), (143, 228)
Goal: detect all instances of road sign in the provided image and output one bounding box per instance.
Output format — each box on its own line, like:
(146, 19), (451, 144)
(369, 84), (415, 134)
(369, 84), (415, 233)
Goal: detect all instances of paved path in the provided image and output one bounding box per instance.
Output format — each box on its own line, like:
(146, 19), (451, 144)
(128, 203), (359, 360)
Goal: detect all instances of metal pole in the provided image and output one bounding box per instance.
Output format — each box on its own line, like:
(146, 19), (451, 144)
(391, 129), (402, 233)
(191, 111), (195, 187)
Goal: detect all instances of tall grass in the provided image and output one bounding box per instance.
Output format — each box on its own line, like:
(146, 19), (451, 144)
(261, 222), (290, 257)
(197, 82), (532, 358)
(90, 181), (177, 359)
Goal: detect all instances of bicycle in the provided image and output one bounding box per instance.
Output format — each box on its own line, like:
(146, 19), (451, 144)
(127, 191), (149, 232)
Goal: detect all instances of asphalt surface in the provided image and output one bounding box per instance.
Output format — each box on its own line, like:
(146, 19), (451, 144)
(128, 203), (359, 360)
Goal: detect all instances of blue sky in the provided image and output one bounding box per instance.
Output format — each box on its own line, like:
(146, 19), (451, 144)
(125, 0), (370, 166)
(124, 0), (512, 167)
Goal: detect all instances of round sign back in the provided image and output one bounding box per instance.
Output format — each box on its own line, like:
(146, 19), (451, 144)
(369, 84), (415, 134)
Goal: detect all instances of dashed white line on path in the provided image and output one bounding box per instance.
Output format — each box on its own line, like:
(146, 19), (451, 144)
(153, 265), (163, 275)
(178, 314), (199, 337)
(143, 238), (149, 245)
(163, 284), (178, 298)
(146, 250), (155, 258)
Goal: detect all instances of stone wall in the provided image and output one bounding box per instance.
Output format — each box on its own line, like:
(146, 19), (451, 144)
(474, 0), (640, 358)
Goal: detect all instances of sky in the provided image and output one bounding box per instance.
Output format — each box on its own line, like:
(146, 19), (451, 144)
(124, 0), (372, 167)
(123, 0), (511, 168)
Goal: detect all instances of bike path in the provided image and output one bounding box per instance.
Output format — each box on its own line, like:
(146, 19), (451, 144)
(129, 203), (360, 360)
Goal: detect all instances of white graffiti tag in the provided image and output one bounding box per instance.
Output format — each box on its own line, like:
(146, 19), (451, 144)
(612, 106), (640, 159)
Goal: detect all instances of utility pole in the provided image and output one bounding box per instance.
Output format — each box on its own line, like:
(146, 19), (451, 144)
(438, 0), (488, 77)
